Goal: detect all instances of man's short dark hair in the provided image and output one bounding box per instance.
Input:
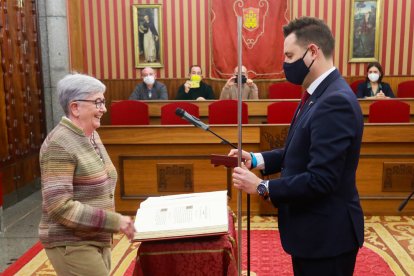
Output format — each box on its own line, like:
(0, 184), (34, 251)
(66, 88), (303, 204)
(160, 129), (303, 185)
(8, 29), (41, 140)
(283, 17), (335, 58)
(189, 65), (202, 74)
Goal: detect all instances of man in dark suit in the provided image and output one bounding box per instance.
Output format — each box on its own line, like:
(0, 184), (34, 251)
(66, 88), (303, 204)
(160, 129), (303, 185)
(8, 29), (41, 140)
(229, 17), (364, 276)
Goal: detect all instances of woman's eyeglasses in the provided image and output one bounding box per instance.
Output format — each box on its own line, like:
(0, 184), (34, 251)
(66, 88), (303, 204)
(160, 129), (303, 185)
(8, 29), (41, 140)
(75, 99), (106, 109)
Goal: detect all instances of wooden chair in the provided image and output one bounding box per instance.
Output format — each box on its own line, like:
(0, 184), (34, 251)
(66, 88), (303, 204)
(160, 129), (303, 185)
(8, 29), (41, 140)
(397, 80), (414, 98)
(350, 79), (365, 94)
(161, 102), (200, 125)
(208, 100), (248, 124)
(110, 100), (149, 125)
(268, 82), (303, 99)
(267, 101), (299, 124)
(368, 100), (410, 123)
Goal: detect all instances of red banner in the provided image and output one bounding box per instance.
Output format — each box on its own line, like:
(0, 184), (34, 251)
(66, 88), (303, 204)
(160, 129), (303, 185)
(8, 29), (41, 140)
(211, 0), (289, 79)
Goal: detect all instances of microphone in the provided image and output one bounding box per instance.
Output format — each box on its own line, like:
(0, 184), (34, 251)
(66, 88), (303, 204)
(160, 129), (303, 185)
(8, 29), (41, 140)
(175, 108), (209, 130)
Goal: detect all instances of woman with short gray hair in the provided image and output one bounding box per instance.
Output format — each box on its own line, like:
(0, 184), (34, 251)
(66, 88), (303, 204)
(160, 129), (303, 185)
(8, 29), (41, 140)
(39, 73), (135, 275)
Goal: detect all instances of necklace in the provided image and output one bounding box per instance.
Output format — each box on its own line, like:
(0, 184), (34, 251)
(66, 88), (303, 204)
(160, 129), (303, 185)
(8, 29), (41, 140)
(90, 133), (104, 162)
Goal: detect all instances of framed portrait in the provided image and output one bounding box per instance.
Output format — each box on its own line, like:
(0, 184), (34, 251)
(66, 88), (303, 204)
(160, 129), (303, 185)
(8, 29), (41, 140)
(132, 4), (163, 68)
(349, 0), (381, 62)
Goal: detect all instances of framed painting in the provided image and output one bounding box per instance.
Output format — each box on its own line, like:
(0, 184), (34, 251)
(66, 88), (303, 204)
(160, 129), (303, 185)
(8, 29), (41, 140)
(132, 4), (163, 68)
(349, 0), (381, 62)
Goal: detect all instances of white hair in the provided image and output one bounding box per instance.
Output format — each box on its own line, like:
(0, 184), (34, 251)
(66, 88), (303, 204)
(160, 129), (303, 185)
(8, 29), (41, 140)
(57, 74), (106, 116)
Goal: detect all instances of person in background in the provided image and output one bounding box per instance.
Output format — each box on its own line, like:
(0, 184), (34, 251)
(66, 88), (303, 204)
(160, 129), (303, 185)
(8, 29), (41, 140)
(175, 65), (215, 100)
(220, 65), (259, 100)
(229, 17), (364, 276)
(39, 74), (135, 276)
(129, 67), (168, 100)
(356, 62), (395, 98)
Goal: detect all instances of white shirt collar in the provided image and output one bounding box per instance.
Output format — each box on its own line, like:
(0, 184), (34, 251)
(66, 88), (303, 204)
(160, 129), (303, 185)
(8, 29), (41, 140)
(306, 67), (336, 95)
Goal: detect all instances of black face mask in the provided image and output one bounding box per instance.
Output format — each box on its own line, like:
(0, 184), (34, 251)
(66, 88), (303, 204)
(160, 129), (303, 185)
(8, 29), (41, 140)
(234, 74), (247, 84)
(283, 48), (315, 85)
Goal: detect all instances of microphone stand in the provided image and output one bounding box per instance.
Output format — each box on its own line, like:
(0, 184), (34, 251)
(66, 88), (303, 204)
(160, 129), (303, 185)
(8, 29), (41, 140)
(204, 124), (249, 275)
(398, 191), (414, 211)
(206, 128), (237, 149)
(181, 115), (249, 275)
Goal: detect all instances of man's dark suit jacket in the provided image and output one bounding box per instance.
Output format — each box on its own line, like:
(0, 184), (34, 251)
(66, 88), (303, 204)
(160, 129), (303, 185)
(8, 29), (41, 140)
(262, 69), (364, 259)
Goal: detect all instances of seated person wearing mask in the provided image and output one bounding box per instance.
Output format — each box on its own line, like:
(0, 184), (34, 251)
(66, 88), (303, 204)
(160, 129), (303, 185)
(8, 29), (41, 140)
(220, 65), (259, 99)
(129, 67), (168, 100)
(175, 65), (215, 100)
(356, 62), (394, 99)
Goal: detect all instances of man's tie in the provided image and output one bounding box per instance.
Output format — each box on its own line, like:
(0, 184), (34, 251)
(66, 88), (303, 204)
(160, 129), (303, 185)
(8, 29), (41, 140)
(291, 91), (310, 125)
(298, 91), (310, 113)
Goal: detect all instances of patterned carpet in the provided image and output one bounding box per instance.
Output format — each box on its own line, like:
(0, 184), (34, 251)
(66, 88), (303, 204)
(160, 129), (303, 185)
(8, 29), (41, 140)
(3, 216), (414, 276)
(241, 215), (414, 276)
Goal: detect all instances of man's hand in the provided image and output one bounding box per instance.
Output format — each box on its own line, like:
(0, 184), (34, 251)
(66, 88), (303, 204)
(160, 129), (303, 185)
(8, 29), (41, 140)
(246, 78), (254, 87)
(228, 149), (252, 169)
(232, 163), (262, 194)
(224, 76), (236, 88)
(184, 81), (191, 93)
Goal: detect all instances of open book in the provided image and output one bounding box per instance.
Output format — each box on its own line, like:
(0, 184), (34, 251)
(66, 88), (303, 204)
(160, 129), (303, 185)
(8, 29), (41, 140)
(133, 190), (229, 241)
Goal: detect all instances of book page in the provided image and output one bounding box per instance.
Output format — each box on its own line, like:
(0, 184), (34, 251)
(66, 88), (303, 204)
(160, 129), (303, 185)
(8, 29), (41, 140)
(139, 190), (227, 209)
(134, 190), (228, 240)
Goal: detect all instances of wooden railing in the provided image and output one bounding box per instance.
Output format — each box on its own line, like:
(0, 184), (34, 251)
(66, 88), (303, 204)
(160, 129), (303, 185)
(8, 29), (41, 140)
(101, 76), (414, 101)
(103, 99), (414, 125)
(100, 76), (414, 123)
(98, 123), (414, 216)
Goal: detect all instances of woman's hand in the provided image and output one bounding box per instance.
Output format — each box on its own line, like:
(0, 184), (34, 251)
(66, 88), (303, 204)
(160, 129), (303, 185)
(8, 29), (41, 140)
(119, 215), (135, 240)
(375, 91), (387, 98)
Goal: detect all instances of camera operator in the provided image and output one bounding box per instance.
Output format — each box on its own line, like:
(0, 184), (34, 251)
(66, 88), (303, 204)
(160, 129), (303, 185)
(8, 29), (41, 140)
(220, 65), (259, 100)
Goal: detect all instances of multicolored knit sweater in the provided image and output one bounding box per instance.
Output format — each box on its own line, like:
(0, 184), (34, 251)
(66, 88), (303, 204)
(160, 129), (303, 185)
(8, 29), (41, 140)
(39, 117), (121, 248)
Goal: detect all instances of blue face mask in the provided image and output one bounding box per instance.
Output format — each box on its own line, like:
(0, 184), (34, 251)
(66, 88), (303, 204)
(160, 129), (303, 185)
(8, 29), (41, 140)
(283, 48), (315, 85)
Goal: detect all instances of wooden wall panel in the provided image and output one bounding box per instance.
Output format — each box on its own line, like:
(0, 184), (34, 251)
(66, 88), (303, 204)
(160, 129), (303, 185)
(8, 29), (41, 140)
(24, 0), (46, 153)
(0, 0), (45, 199)
(0, 35), (8, 161)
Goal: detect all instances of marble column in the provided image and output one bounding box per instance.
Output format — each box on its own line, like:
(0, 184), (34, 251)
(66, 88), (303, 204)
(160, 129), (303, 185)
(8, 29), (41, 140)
(37, 0), (70, 132)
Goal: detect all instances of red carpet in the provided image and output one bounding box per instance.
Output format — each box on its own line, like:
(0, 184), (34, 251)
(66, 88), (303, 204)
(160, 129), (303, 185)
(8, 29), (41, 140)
(2, 230), (395, 276)
(124, 230), (393, 276)
(240, 230), (394, 275)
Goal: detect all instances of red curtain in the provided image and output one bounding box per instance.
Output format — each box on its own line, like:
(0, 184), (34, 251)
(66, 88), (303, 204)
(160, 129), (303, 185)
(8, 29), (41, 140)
(211, 0), (289, 80)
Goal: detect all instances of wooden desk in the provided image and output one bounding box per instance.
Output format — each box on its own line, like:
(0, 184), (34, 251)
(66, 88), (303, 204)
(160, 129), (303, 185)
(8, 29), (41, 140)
(104, 99), (414, 125)
(99, 124), (414, 215)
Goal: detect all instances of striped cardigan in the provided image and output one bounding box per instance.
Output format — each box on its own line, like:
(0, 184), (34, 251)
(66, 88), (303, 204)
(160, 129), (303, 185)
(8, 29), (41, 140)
(39, 117), (121, 248)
